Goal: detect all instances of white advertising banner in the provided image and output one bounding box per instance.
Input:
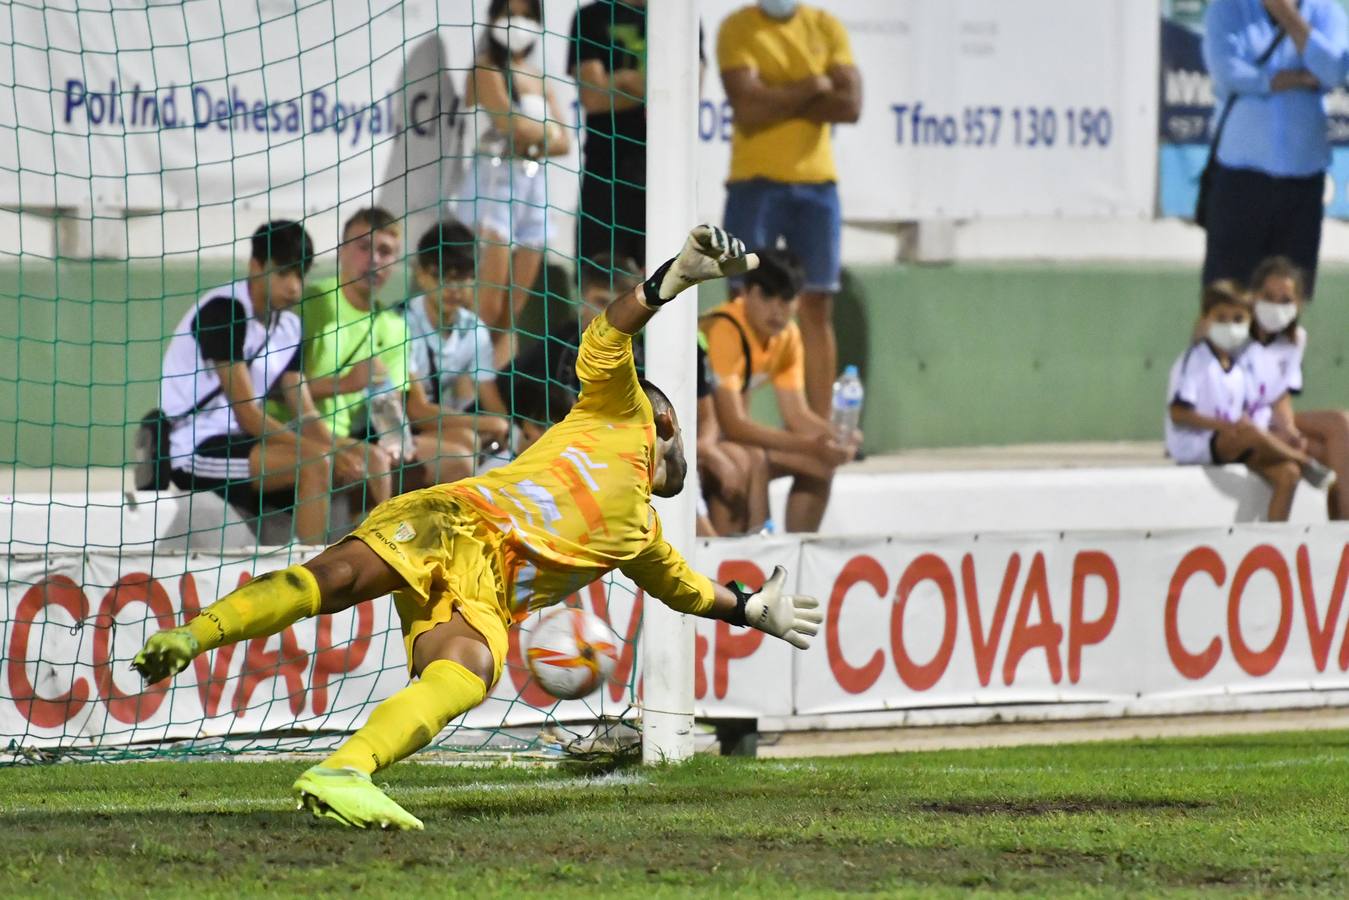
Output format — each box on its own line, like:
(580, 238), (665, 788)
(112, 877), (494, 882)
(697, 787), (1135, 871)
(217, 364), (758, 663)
(3, 0), (1158, 236)
(0, 539), (794, 750)
(793, 529), (1349, 716)
(10, 525), (1349, 751)
(0, 549), (642, 750)
(695, 0), (1159, 221)
(4, 1), (444, 213)
(0, 0), (582, 250)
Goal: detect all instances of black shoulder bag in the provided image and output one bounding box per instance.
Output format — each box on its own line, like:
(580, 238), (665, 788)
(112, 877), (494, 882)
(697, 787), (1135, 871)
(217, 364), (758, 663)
(701, 311), (753, 396)
(1195, 27), (1287, 228)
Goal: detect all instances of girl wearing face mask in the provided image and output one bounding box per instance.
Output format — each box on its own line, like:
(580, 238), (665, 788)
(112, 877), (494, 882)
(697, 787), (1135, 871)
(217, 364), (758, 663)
(456, 0), (571, 368)
(1166, 280), (1321, 522)
(1243, 255), (1345, 516)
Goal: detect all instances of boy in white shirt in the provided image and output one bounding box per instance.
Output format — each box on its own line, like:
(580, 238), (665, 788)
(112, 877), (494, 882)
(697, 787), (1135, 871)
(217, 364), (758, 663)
(1166, 280), (1323, 521)
(404, 219), (509, 483)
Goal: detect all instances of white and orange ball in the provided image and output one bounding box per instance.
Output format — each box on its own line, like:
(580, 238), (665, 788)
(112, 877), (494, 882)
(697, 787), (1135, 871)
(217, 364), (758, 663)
(524, 608), (621, 700)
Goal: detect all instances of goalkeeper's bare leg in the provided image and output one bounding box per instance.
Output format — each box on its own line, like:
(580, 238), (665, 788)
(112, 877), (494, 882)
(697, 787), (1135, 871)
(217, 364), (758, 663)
(131, 540), (402, 683)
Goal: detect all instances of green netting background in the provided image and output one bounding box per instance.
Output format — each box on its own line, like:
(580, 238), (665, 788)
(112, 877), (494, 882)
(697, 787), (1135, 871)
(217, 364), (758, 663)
(0, 0), (651, 764)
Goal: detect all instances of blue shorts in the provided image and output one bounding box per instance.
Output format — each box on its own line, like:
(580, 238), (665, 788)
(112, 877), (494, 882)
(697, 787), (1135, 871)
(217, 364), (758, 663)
(722, 179), (841, 293)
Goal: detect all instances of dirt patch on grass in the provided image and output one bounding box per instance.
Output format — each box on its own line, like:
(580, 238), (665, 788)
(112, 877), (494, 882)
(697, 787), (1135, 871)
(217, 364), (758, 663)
(918, 797), (1212, 816)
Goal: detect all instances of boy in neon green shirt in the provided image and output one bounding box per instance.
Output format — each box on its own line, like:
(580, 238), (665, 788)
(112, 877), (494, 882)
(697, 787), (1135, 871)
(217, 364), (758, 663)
(294, 208), (407, 505)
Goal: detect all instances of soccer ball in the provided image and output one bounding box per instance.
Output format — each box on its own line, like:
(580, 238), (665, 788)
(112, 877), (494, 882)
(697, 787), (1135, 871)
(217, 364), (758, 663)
(524, 608), (620, 700)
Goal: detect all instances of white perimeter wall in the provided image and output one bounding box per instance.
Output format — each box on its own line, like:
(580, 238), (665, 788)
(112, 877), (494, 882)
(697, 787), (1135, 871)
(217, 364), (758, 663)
(7, 524), (1349, 750)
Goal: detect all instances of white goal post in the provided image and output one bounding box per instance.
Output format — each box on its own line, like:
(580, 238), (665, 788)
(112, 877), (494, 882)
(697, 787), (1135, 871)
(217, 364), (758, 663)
(640, 0), (702, 764)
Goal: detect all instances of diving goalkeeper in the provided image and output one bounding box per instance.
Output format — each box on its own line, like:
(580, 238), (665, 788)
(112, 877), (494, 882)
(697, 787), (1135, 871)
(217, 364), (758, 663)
(132, 225), (822, 832)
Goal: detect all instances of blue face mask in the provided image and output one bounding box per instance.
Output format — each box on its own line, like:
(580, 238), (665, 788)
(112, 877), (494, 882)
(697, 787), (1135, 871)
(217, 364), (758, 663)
(758, 0), (798, 20)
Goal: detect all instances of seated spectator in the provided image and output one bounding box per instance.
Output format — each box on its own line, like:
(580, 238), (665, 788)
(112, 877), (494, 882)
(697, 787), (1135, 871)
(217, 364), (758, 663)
(1165, 280), (1326, 522)
(296, 207), (417, 506)
(512, 254), (645, 444)
(159, 220), (364, 544)
(1243, 256), (1341, 514)
(403, 219), (510, 484)
(701, 249), (857, 533)
(456, 0), (571, 367)
(695, 332), (769, 535)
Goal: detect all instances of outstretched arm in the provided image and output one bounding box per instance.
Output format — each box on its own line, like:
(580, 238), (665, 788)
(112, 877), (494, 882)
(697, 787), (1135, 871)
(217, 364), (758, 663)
(604, 224), (759, 336)
(622, 523), (821, 650)
(574, 225), (759, 419)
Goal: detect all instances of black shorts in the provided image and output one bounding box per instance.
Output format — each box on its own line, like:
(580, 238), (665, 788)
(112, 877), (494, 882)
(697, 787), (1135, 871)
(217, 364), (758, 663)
(1209, 431), (1253, 466)
(1202, 164), (1325, 297)
(170, 433), (292, 511)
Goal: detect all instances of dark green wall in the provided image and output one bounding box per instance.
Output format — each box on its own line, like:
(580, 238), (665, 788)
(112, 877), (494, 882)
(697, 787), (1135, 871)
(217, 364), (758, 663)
(5, 260), (1349, 467)
(0, 258), (572, 467)
(842, 263), (1349, 451)
(2, 260), (235, 468)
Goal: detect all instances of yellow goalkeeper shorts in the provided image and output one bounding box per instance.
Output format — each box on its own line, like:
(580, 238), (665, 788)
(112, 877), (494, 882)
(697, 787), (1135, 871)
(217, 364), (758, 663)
(348, 488), (509, 687)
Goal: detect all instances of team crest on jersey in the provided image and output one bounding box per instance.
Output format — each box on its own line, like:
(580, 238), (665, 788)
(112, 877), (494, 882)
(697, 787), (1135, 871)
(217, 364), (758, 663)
(394, 521), (416, 542)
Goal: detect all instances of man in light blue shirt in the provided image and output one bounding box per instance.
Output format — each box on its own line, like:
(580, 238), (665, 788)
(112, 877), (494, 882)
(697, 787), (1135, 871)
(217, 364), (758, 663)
(1202, 0), (1348, 295)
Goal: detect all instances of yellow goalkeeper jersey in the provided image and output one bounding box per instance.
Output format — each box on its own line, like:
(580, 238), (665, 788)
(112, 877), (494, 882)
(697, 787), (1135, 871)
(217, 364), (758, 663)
(444, 314), (715, 619)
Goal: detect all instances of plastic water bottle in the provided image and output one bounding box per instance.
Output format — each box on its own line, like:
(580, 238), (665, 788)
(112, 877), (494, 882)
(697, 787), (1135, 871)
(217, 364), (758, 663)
(366, 375), (413, 462)
(830, 365), (864, 444)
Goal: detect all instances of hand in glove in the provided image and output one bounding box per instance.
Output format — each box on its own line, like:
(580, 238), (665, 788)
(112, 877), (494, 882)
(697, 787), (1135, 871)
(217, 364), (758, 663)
(726, 565), (822, 650)
(640, 224), (759, 308)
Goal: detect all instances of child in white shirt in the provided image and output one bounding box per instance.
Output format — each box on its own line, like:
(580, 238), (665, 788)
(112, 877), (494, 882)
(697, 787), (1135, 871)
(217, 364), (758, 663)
(403, 220), (510, 484)
(1244, 255), (1341, 515)
(1167, 280), (1320, 521)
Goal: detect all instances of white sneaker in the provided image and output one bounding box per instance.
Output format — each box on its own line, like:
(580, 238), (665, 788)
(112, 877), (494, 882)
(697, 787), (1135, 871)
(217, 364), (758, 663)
(1302, 459), (1338, 491)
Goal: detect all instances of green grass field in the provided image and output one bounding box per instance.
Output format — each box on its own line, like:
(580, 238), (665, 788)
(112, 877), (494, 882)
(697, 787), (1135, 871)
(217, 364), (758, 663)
(2, 730), (1349, 897)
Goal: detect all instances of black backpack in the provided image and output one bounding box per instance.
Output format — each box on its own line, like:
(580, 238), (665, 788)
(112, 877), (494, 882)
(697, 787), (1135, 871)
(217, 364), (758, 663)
(133, 408), (175, 491)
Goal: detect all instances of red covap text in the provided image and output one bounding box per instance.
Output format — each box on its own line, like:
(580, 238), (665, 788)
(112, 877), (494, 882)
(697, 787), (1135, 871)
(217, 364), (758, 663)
(785, 536), (1349, 711)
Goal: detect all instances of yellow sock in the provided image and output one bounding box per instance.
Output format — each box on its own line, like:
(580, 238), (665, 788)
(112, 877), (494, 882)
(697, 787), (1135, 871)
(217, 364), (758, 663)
(184, 565), (321, 653)
(322, 659), (488, 775)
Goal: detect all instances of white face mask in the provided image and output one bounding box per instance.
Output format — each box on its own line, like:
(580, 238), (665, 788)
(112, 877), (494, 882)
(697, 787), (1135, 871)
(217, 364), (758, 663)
(1207, 320), (1250, 354)
(758, 0), (798, 19)
(488, 15), (539, 56)
(1254, 299), (1298, 335)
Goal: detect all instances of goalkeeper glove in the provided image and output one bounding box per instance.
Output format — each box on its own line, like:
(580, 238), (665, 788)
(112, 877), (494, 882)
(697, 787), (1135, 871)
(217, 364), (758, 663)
(640, 224), (759, 308)
(726, 565), (822, 650)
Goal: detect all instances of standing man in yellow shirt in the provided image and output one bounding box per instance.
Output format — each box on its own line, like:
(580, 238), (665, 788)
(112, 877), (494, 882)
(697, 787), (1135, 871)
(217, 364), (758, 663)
(717, 0), (862, 418)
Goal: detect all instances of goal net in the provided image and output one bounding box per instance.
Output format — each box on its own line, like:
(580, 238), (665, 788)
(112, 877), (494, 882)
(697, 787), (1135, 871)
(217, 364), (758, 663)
(0, 0), (686, 763)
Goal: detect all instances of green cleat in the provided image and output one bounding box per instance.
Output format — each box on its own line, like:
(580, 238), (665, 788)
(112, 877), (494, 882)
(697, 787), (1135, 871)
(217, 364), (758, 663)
(293, 766), (424, 831)
(131, 628), (200, 684)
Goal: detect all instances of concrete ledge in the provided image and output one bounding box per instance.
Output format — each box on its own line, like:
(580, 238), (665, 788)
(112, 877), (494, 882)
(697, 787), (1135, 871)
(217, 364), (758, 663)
(2, 489), (259, 554)
(2, 444), (1333, 550)
(771, 455), (1329, 536)
(755, 707), (1349, 758)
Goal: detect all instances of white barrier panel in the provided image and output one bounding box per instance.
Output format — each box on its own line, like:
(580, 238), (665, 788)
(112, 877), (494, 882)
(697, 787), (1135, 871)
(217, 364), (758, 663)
(4, 0), (1157, 248)
(792, 529), (1349, 716)
(695, 0), (1158, 221)
(689, 537), (801, 719)
(0, 550), (407, 749)
(9, 526), (1349, 751)
(0, 540), (791, 750)
(770, 466), (1331, 537)
(0, 549), (624, 749)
